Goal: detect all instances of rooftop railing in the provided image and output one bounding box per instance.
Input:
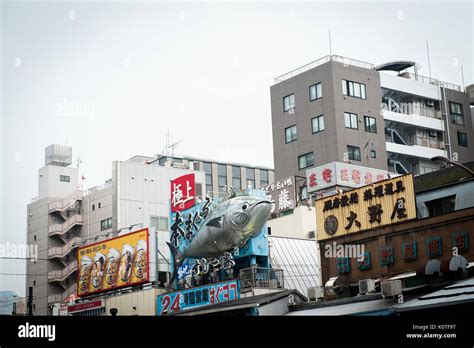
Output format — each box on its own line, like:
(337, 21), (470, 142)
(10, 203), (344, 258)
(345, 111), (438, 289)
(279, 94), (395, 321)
(398, 72), (462, 92)
(273, 55), (463, 92)
(274, 55), (374, 84)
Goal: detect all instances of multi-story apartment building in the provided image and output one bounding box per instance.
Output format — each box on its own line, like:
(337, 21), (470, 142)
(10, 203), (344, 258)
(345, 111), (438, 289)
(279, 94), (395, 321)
(26, 145), (83, 315)
(270, 55), (474, 180)
(26, 146), (274, 315)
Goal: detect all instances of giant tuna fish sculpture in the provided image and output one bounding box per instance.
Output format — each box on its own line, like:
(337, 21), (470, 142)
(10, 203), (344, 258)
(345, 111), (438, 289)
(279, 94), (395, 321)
(167, 195), (272, 282)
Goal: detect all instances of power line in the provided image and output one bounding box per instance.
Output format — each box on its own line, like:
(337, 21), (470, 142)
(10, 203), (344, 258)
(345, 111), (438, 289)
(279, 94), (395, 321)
(0, 256), (49, 261)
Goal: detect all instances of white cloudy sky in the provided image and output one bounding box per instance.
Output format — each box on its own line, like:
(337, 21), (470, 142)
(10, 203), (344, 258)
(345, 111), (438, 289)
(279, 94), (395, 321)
(1, 1), (472, 296)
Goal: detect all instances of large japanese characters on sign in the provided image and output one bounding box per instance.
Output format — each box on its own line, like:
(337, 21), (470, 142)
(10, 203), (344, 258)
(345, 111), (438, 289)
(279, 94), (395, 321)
(156, 280), (240, 315)
(77, 229), (149, 296)
(316, 174), (416, 240)
(262, 176), (295, 214)
(171, 173), (196, 212)
(168, 188), (270, 289)
(306, 162), (392, 193)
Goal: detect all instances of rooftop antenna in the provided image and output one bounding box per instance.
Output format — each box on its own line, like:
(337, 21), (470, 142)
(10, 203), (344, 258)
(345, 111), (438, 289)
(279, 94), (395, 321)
(328, 29), (332, 57)
(164, 130), (182, 157)
(426, 40), (432, 79)
(461, 65), (465, 91)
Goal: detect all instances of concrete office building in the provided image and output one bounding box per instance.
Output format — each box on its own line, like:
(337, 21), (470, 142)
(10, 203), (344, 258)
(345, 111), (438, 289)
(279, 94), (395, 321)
(26, 146), (274, 315)
(151, 155), (274, 198)
(271, 55), (474, 180)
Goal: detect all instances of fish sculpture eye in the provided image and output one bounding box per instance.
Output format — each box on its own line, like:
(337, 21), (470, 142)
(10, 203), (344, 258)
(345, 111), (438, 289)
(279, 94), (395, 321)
(242, 203), (248, 210)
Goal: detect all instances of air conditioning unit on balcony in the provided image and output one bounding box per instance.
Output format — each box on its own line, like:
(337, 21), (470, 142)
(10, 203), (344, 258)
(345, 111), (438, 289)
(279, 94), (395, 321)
(429, 131), (438, 138)
(426, 100), (435, 107)
(381, 279), (402, 298)
(307, 231), (315, 239)
(307, 286), (324, 302)
(358, 279), (376, 294)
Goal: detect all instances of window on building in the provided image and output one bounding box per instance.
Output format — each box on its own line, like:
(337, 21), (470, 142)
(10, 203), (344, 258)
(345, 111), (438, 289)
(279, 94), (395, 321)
(283, 94), (295, 112)
(285, 125), (297, 143)
(203, 162), (213, 194)
(218, 164), (227, 190)
(150, 216), (168, 231)
(458, 131), (468, 147)
(34, 235), (36, 241)
(370, 150), (376, 158)
(158, 157), (167, 166)
(232, 166), (241, 189)
(246, 168), (255, 188)
(260, 170), (269, 187)
(92, 204), (95, 211)
(203, 162), (212, 174)
(196, 183), (203, 198)
(59, 175), (70, 182)
(344, 112), (358, 129)
(205, 174), (213, 194)
(309, 82), (322, 101)
(364, 116), (377, 133)
(298, 152), (314, 170)
(342, 79), (366, 99)
(33, 280), (36, 286)
(425, 195), (456, 217)
(100, 218), (112, 231)
(98, 202), (101, 209)
(347, 145), (361, 161)
(311, 115), (325, 133)
(449, 102), (464, 125)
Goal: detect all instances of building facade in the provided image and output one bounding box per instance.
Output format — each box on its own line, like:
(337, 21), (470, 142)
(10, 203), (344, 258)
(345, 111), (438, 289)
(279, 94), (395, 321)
(26, 146), (274, 315)
(151, 155), (274, 198)
(317, 164), (474, 291)
(271, 55), (474, 180)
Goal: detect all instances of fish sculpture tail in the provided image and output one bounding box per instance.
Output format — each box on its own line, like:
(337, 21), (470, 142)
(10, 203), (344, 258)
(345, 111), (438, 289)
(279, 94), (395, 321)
(167, 242), (186, 283)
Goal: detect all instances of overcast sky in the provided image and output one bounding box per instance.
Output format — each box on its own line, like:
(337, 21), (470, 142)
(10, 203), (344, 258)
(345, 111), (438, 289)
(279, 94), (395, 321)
(1, 1), (472, 296)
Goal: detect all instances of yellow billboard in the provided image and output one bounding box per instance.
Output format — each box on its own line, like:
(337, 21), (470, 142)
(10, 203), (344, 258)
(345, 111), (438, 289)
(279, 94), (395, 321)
(77, 228), (149, 296)
(316, 174), (416, 240)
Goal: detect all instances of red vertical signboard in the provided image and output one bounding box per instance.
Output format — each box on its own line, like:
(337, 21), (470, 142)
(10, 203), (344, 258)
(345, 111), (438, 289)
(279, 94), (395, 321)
(171, 173), (196, 212)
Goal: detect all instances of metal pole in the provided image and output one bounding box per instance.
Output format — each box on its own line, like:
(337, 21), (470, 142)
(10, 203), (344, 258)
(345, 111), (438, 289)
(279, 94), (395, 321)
(27, 286), (33, 316)
(328, 29), (332, 57)
(461, 65), (465, 91)
(441, 85), (453, 161)
(431, 156), (474, 177)
(426, 40), (432, 79)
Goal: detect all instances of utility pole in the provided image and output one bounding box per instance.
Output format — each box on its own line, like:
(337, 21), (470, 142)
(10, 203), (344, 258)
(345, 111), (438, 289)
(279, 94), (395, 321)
(27, 286), (33, 316)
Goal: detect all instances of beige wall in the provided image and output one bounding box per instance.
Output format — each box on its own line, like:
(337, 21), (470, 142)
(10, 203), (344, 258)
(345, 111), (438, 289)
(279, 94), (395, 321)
(267, 206), (316, 239)
(104, 288), (166, 316)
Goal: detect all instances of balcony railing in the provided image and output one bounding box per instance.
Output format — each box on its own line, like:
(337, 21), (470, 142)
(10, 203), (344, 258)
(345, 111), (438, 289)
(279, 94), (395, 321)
(239, 267), (284, 290)
(386, 128), (444, 150)
(47, 294), (64, 304)
(48, 190), (83, 214)
(48, 237), (82, 259)
(49, 215), (83, 237)
(48, 261), (78, 283)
